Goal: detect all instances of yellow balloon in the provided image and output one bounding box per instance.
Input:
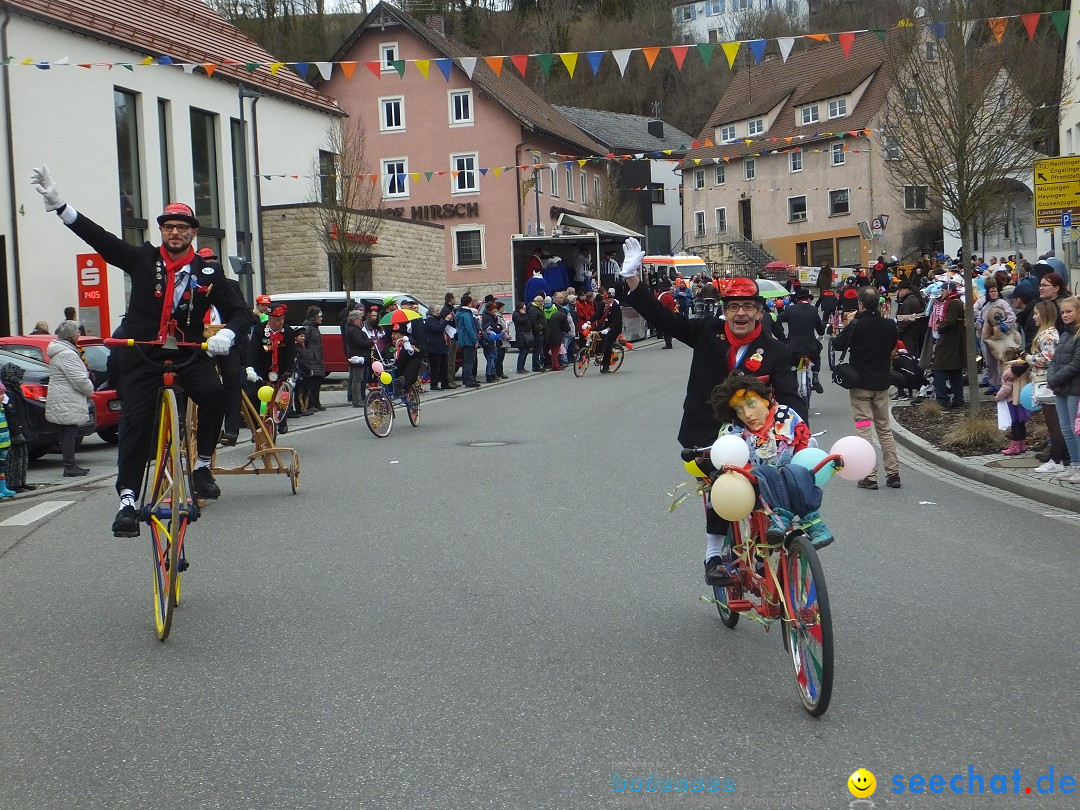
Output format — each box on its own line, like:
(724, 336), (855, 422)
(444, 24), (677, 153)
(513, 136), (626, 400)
(257, 385), (274, 403)
(379, 371), (393, 385)
(684, 459), (706, 479)
(710, 472), (757, 521)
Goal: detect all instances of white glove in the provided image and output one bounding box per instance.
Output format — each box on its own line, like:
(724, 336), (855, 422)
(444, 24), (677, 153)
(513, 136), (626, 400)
(31, 165), (65, 212)
(620, 236), (645, 278)
(401, 338), (415, 354)
(246, 367), (259, 383)
(206, 328), (235, 356)
(348, 355), (365, 366)
(601, 328), (610, 335)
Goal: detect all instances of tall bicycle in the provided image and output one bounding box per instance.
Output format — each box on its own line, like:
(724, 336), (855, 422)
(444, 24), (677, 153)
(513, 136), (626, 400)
(795, 354), (814, 411)
(573, 328), (625, 377)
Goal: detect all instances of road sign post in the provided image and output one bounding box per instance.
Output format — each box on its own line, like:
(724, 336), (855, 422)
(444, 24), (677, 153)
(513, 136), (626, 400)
(1034, 156), (1080, 228)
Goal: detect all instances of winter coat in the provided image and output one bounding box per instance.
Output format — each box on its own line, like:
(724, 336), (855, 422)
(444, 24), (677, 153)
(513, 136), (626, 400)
(344, 320), (376, 362)
(455, 306), (479, 348)
(776, 301), (824, 356)
(895, 290), (927, 355)
(931, 297), (966, 371)
(302, 318), (325, 376)
(44, 339), (93, 426)
(0, 363), (31, 443)
(512, 311), (532, 347)
(546, 307), (570, 348)
(527, 303), (546, 341)
(1048, 325), (1080, 396)
(832, 309), (898, 392)
(421, 315), (449, 355)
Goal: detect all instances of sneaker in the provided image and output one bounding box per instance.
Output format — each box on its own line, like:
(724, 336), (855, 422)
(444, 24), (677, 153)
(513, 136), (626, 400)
(192, 467), (221, 499)
(111, 505), (140, 538)
(63, 465), (90, 477)
(857, 477), (879, 490)
(1051, 465), (1075, 480)
(704, 557), (736, 587)
(1069, 467), (1080, 483)
(1033, 461), (1065, 474)
(886, 473), (901, 489)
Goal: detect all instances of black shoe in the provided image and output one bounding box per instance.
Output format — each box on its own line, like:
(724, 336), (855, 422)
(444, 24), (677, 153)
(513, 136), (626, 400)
(63, 465), (89, 477)
(465, 382), (481, 388)
(857, 477), (879, 490)
(278, 421), (289, 435)
(192, 467), (221, 500)
(886, 473), (902, 489)
(1035, 451), (1052, 463)
(316, 405), (327, 411)
(112, 505), (140, 538)
(221, 432), (238, 447)
(498, 374), (509, 379)
(15, 484), (36, 492)
(661, 345), (673, 350)
(600, 368), (610, 374)
(704, 557), (736, 587)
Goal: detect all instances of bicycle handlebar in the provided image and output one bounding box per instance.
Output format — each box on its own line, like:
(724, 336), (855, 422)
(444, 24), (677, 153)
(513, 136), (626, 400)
(104, 338), (208, 350)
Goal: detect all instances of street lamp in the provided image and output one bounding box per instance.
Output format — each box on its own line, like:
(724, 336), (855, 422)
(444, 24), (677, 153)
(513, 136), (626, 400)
(237, 85), (264, 300)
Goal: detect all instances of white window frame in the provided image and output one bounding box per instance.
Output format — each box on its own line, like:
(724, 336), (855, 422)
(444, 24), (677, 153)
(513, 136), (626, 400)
(550, 164), (558, 197)
(382, 157), (409, 199)
(580, 171), (588, 204)
(694, 210), (706, 237)
(801, 105), (819, 125)
(827, 97), (847, 119)
(451, 223), (486, 270)
(451, 152), (478, 194)
(714, 207), (727, 233)
(715, 165), (726, 185)
(790, 151), (803, 172)
(565, 165), (574, 201)
(694, 169), (705, 189)
(448, 89), (474, 126)
(379, 42), (398, 72)
(904, 185), (929, 211)
(788, 195), (807, 222)
(829, 188), (850, 216)
(379, 96), (404, 133)
(831, 142), (846, 166)
(744, 158), (756, 181)
(719, 124), (736, 144)
(747, 118), (764, 137)
(594, 175), (601, 202)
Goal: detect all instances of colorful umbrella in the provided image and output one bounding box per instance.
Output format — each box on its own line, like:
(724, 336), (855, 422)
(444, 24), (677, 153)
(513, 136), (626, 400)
(379, 308), (421, 327)
(756, 279), (789, 298)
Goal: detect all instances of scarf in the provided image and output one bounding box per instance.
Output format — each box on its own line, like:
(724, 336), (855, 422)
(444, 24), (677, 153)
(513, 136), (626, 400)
(157, 245), (195, 338)
(724, 322), (762, 369)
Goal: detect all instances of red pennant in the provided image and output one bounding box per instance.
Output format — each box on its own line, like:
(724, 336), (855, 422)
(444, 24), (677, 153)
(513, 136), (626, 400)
(1021, 13), (1039, 40)
(511, 54), (529, 77)
(364, 61), (381, 78)
(670, 45), (689, 70)
(838, 32), (855, 59)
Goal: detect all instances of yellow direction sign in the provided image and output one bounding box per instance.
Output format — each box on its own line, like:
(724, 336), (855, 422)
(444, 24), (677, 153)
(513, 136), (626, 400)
(1034, 156), (1080, 227)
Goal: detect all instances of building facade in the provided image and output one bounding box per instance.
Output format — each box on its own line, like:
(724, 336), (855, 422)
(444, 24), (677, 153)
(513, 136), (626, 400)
(672, 0), (809, 44)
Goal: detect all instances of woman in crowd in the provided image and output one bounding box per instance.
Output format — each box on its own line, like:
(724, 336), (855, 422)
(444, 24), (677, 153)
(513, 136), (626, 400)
(480, 299), (503, 383)
(1046, 296), (1080, 482)
(512, 301), (532, 374)
(1039, 272), (1069, 329)
(44, 319), (93, 477)
(980, 280), (1018, 394)
(1025, 300), (1067, 474)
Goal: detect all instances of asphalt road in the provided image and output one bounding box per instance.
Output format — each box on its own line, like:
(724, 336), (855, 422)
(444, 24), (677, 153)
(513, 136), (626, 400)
(2, 342), (1078, 809)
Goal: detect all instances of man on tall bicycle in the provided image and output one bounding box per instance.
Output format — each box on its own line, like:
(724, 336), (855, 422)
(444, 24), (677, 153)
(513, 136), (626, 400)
(776, 288), (825, 393)
(620, 239), (803, 587)
(31, 166), (252, 537)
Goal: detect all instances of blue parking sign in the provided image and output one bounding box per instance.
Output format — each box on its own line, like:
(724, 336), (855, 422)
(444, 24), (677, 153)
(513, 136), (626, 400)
(1064, 212), (1072, 229)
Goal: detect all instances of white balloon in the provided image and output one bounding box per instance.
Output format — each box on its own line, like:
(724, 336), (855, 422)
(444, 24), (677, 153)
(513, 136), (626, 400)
(710, 434), (751, 468)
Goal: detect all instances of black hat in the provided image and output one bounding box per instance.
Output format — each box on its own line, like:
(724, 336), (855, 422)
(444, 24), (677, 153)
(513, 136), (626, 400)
(792, 287), (812, 301)
(897, 279), (912, 290)
(482, 294), (496, 304)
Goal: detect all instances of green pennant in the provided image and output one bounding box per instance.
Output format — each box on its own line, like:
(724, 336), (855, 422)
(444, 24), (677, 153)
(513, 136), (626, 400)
(424, 171), (434, 182)
(536, 53), (554, 78)
(244, 62), (259, 73)
(392, 59), (406, 77)
(870, 28), (887, 43)
(697, 42), (714, 66)
(1051, 10), (1069, 38)
(120, 63), (134, 71)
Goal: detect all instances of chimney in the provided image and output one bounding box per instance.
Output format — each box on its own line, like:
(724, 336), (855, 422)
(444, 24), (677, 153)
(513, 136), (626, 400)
(647, 120), (664, 139)
(425, 14), (445, 37)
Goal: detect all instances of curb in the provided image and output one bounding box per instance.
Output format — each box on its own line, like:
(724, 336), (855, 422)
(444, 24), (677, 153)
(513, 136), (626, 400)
(891, 414), (1080, 512)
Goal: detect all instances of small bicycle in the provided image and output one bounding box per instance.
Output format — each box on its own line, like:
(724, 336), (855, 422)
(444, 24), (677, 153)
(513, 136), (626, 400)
(573, 329), (625, 377)
(363, 351), (421, 438)
(682, 446), (836, 716)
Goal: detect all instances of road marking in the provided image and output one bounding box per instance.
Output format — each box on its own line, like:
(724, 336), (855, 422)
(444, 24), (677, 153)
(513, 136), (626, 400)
(0, 501), (74, 526)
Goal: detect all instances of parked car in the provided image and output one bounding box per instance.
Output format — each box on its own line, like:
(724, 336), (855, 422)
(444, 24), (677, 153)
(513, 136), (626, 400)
(0, 348), (97, 460)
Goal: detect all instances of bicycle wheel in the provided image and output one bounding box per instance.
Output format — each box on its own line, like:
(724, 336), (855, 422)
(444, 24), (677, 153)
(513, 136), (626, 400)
(406, 381), (421, 427)
(783, 533), (834, 716)
(364, 389), (394, 437)
(714, 526), (740, 627)
(609, 345), (625, 372)
(797, 362), (812, 410)
(272, 380), (292, 425)
(573, 350), (590, 377)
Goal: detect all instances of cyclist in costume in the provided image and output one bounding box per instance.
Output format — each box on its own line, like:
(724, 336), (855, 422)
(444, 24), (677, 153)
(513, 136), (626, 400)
(620, 238), (802, 587)
(31, 166), (251, 537)
(776, 287), (825, 393)
(247, 304), (296, 435)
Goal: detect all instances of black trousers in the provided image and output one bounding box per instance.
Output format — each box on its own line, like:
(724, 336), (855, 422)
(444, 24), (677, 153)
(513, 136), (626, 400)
(60, 424), (80, 469)
(218, 346), (244, 436)
(428, 353), (448, 388)
(117, 351), (224, 495)
(303, 374), (325, 410)
(599, 331), (618, 370)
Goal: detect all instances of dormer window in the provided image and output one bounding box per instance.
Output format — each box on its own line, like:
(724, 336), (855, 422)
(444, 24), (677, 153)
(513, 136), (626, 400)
(747, 118), (764, 137)
(720, 124), (736, 143)
(801, 105), (819, 125)
(827, 98), (847, 119)
(380, 42), (398, 72)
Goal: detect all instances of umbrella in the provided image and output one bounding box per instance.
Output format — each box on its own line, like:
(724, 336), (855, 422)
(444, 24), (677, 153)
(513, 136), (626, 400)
(379, 308), (422, 327)
(764, 260), (794, 271)
(756, 279), (790, 298)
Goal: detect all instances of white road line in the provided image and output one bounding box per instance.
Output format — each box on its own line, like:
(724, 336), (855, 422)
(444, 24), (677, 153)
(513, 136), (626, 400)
(0, 501), (74, 526)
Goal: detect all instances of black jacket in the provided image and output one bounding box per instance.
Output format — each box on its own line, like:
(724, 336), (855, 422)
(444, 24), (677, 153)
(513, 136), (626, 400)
(248, 324), (296, 380)
(596, 298), (622, 333)
(832, 309), (898, 391)
(776, 302), (824, 355)
(344, 321), (374, 363)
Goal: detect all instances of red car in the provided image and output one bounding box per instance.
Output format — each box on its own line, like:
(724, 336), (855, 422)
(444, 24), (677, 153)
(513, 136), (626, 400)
(0, 334), (121, 443)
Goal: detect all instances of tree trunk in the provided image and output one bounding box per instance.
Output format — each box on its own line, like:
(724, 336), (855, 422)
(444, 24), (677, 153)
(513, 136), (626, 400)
(962, 220), (980, 418)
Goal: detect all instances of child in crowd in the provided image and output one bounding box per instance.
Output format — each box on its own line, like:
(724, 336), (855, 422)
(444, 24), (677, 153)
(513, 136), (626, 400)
(0, 380), (14, 499)
(996, 347), (1030, 455)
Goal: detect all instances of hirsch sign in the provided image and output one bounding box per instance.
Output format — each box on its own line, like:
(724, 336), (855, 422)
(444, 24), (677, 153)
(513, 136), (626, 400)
(1033, 156), (1080, 227)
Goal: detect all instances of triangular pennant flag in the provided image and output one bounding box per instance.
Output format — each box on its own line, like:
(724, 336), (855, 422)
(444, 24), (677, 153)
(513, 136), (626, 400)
(35, 61), (49, 70)
(697, 42), (714, 66)
(480, 168), (488, 176)
(244, 62), (259, 74)
(1052, 10), (1069, 38)
(54, 56), (69, 65)
(434, 58), (453, 81)
(181, 63), (196, 74)
(492, 167), (502, 177)
(459, 56), (477, 79)
(159, 55), (174, 65)
(410, 173), (421, 183)
(391, 59), (405, 77)
(870, 28), (887, 43)
(721, 42), (740, 69)
(612, 49), (632, 76)
(365, 61), (381, 78)
(641, 47), (660, 69)
(484, 56), (503, 77)
(578, 159), (587, 168)
(536, 53), (554, 78)
(748, 39), (767, 65)
(266, 175), (274, 181)
(511, 54), (529, 77)
(269, 61), (284, 75)
(838, 32), (855, 59)
(988, 17), (1007, 44)
(777, 37), (795, 62)
(805, 33), (831, 43)
(294, 62), (308, 79)
(704, 138), (714, 147)
(559, 52), (578, 78)
(340, 61), (357, 80)
(586, 51), (604, 75)
(1021, 13), (1039, 41)
(927, 21), (946, 39)
(424, 171), (434, 181)
(414, 59), (429, 79)
(315, 62), (332, 81)
(962, 21), (976, 43)
(202, 63), (215, 77)
(141, 56), (154, 66)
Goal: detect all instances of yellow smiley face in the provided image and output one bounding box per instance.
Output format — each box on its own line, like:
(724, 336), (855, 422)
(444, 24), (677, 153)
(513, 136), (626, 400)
(848, 768), (877, 798)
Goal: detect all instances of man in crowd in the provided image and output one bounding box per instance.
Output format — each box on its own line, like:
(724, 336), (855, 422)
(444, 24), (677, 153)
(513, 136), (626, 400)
(439, 293), (460, 389)
(247, 304), (296, 435)
(595, 288), (622, 374)
(776, 287), (825, 392)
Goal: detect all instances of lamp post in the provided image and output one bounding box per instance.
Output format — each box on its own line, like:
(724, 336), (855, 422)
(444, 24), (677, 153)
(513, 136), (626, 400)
(238, 85), (264, 301)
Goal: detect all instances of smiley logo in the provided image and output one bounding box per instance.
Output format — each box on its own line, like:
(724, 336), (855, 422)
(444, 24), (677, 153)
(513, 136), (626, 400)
(848, 768), (876, 798)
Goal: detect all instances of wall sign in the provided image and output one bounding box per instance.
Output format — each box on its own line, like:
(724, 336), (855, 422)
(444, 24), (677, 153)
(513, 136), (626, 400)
(76, 253), (109, 337)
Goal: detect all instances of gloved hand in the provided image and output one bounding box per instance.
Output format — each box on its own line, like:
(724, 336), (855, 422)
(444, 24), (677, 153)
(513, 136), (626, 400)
(620, 236), (645, 278)
(246, 367), (259, 383)
(348, 355), (365, 366)
(31, 165), (65, 212)
(401, 338), (414, 354)
(601, 328), (610, 335)
(206, 328), (235, 356)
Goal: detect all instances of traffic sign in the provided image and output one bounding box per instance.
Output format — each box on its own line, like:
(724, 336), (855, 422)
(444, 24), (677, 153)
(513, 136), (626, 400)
(1034, 156), (1080, 227)
(1065, 212), (1073, 229)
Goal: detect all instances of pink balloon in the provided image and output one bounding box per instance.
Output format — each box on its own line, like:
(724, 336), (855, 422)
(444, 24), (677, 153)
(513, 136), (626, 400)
(830, 435), (877, 481)
(371, 360), (384, 375)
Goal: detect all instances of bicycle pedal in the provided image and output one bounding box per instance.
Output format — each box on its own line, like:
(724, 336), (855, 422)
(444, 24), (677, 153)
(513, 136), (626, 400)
(727, 599), (753, 612)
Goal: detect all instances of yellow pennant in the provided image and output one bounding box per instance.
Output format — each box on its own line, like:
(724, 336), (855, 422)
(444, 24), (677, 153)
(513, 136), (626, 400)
(721, 42), (740, 68)
(559, 52), (578, 78)
(415, 59), (430, 79)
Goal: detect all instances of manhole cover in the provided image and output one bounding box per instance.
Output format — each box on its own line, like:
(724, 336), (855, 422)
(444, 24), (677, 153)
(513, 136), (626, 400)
(467, 441), (508, 447)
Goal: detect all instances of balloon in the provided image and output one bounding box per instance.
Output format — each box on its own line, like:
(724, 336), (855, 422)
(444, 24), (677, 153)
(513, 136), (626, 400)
(1019, 382), (1041, 412)
(830, 435), (877, 481)
(277, 389), (290, 406)
(257, 385), (274, 403)
(371, 360), (384, 375)
(791, 447), (835, 486)
(379, 371), (393, 385)
(710, 472), (757, 521)
(710, 434), (751, 468)
(684, 459), (706, 479)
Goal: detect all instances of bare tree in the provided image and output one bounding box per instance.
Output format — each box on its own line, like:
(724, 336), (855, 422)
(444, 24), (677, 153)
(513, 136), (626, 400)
(587, 165), (642, 233)
(878, 4), (1059, 416)
(306, 119), (385, 292)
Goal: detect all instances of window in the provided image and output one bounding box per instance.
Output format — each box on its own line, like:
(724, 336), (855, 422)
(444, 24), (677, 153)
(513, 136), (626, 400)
(318, 149), (337, 204)
(883, 135), (901, 160)
(694, 210), (706, 237)
(744, 158), (756, 181)
(715, 165), (726, 185)
(708, 29), (721, 43)
(158, 99), (171, 210)
(380, 42), (398, 71)
(720, 124), (736, 143)
(925, 41), (937, 61)
(705, 0), (724, 15)
(114, 89), (144, 243)
(788, 195), (807, 222)
(828, 98), (847, 119)
(650, 183), (665, 204)
(733, 0), (750, 8)
(449, 90), (473, 125)
(550, 164), (558, 197)
(810, 238), (834, 266)
(829, 188), (850, 216)
(452, 153), (478, 193)
(831, 142), (846, 166)
(904, 87), (922, 112)
(565, 166), (574, 201)
(580, 171), (588, 204)
(382, 157), (408, 198)
(747, 118), (764, 137)
(675, 5), (694, 22)
(380, 96), (404, 132)
(453, 225), (485, 268)
(532, 154), (543, 193)
(190, 108), (221, 231)
(715, 207), (727, 233)
(904, 185), (929, 211)
(595, 175), (602, 202)
(694, 169), (705, 189)
(801, 105), (819, 125)
(790, 151), (802, 172)
(230, 118), (247, 254)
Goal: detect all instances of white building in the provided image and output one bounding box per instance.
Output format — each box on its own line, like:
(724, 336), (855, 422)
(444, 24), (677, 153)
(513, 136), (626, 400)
(1056, 0), (1080, 279)
(671, 0), (809, 44)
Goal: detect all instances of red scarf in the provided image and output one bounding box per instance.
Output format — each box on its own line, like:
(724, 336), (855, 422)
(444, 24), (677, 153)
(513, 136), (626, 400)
(157, 245), (195, 339)
(724, 322), (762, 369)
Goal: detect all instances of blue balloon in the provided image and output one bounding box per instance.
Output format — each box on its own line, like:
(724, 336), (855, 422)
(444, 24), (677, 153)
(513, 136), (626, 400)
(1019, 382), (1041, 412)
(790, 447), (835, 486)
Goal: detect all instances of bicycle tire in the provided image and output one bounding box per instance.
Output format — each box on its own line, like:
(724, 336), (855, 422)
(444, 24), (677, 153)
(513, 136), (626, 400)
(573, 350), (590, 377)
(783, 533), (834, 716)
(272, 380), (292, 425)
(713, 585), (740, 628)
(609, 345), (625, 372)
(407, 381), (421, 427)
(797, 361), (812, 411)
(364, 389), (394, 437)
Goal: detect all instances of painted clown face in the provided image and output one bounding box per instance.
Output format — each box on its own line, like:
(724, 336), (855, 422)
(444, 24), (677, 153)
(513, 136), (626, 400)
(730, 389), (771, 432)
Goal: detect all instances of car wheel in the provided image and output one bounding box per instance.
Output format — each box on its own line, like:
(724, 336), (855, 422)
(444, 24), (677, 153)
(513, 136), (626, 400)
(28, 446), (49, 461)
(97, 427), (119, 444)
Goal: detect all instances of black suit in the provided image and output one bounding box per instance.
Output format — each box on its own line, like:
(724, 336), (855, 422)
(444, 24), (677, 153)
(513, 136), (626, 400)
(597, 297), (622, 372)
(66, 213), (251, 495)
(776, 301), (825, 371)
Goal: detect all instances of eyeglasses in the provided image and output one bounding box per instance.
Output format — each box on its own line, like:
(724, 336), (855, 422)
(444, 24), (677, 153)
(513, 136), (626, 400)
(724, 302), (761, 314)
(160, 223), (192, 234)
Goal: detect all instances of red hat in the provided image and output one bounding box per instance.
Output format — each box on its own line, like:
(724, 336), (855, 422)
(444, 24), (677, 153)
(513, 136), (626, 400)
(719, 277), (765, 303)
(269, 304), (287, 317)
(196, 247), (217, 260)
(256, 294), (272, 305)
(157, 202), (200, 229)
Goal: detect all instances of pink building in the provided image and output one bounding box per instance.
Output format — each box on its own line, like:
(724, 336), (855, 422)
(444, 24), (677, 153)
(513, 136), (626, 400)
(323, 2), (609, 298)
